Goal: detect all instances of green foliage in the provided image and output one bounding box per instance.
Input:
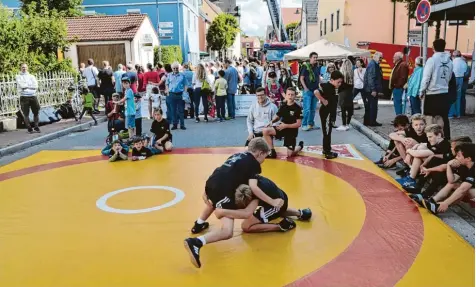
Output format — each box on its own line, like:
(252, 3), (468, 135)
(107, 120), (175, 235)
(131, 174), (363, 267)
(20, 0), (83, 17)
(0, 4), (74, 74)
(206, 13), (239, 52)
(286, 22), (299, 41)
(154, 45), (183, 65)
(391, 0), (450, 17)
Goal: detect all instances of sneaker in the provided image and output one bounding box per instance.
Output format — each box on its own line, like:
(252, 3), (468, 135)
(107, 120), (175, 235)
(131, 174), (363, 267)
(219, 118), (224, 122)
(336, 125), (347, 131)
(422, 198), (439, 215)
(309, 125), (320, 130)
(374, 158), (384, 165)
(195, 118), (199, 123)
(33, 127), (41, 133)
(298, 208), (312, 220)
(204, 118), (209, 123)
(183, 237), (203, 268)
(345, 126), (350, 131)
(397, 176), (417, 189)
(27, 127), (34, 133)
(396, 166), (410, 177)
(301, 126), (310, 131)
(191, 221), (209, 234)
(324, 151), (338, 160)
(409, 194), (425, 207)
(171, 126), (178, 130)
(278, 217), (296, 232)
(180, 126), (187, 130)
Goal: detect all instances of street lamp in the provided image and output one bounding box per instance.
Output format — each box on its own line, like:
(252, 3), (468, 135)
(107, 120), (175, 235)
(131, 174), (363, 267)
(156, 0), (161, 62)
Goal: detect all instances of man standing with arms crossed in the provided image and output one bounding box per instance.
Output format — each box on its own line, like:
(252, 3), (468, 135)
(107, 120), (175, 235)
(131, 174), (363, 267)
(300, 52), (320, 131)
(16, 63), (40, 133)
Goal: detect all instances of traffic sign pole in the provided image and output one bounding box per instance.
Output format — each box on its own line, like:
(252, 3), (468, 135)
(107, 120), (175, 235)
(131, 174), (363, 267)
(423, 22), (428, 63)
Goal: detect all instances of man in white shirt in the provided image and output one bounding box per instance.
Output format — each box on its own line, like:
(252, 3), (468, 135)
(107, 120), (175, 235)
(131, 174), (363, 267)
(16, 63), (40, 133)
(449, 50), (467, 118)
(82, 58), (99, 112)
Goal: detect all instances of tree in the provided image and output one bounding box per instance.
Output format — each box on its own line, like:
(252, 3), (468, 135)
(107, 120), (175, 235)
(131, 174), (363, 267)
(154, 45), (183, 65)
(20, 0), (83, 17)
(286, 22), (299, 41)
(206, 14), (239, 57)
(0, 3), (73, 74)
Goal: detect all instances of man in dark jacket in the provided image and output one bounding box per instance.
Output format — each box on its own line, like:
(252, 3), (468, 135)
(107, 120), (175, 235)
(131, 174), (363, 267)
(390, 52), (409, 115)
(363, 52), (384, 126)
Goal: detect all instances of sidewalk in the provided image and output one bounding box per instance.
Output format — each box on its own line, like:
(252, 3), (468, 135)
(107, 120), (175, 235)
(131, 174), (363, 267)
(0, 114), (106, 156)
(352, 93), (475, 142)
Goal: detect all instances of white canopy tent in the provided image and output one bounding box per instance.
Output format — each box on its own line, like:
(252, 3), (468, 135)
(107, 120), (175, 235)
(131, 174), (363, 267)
(284, 39), (371, 62)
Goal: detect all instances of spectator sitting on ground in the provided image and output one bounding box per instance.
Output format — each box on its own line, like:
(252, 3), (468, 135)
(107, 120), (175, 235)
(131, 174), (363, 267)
(150, 109), (173, 152)
(415, 136), (472, 198)
(106, 93), (125, 134)
(397, 124), (451, 191)
(389, 113), (428, 175)
(141, 135), (162, 155)
(101, 140), (129, 162)
(246, 87), (278, 147)
(375, 114), (410, 169)
(412, 143), (475, 214)
(131, 137), (153, 161)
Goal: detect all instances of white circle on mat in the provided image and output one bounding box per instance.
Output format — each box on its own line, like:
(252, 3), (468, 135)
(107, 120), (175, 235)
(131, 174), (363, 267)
(96, 186), (185, 214)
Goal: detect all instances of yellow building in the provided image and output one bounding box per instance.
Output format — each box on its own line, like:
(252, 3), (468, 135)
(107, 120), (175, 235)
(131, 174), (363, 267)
(316, 0), (474, 53)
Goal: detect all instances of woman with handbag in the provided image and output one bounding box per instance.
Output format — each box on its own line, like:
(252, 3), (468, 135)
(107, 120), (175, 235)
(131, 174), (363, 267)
(192, 63), (215, 122)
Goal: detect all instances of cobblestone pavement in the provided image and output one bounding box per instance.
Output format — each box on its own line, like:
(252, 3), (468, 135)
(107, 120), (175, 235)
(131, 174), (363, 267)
(352, 94), (475, 141)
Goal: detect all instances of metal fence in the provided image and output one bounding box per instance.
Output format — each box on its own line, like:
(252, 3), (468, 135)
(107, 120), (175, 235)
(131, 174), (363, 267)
(0, 72), (76, 117)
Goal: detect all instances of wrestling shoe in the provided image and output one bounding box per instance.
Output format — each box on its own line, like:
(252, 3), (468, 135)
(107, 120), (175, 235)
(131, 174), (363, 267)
(324, 151), (338, 159)
(278, 217), (296, 232)
(298, 208), (312, 221)
(191, 221), (209, 234)
(184, 237), (203, 268)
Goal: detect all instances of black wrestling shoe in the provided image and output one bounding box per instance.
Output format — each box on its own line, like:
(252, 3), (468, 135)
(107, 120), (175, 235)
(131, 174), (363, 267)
(191, 221), (209, 234)
(278, 217), (296, 232)
(324, 151), (338, 160)
(184, 237), (203, 268)
(298, 141), (304, 150)
(396, 166), (410, 177)
(267, 149), (277, 159)
(298, 208), (312, 221)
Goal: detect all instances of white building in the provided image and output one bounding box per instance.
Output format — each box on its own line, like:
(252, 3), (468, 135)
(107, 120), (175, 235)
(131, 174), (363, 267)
(65, 14), (159, 69)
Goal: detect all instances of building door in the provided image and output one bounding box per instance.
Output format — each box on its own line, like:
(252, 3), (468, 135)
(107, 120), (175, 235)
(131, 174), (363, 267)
(77, 44), (126, 69)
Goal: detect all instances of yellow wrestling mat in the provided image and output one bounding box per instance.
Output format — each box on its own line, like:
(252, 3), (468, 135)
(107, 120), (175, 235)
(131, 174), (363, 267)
(0, 146), (473, 287)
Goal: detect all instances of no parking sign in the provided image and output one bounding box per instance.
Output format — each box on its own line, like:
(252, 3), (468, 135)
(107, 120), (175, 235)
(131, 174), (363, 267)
(415, 0), (431, 24)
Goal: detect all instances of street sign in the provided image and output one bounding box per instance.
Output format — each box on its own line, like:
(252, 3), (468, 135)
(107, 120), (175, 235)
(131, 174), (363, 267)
(415, 0), (431, 24)
(408, 29), (422, 46)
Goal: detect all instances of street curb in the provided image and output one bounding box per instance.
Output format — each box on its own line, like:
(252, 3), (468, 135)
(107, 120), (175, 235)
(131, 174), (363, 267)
(350, 119), (390, 150)
(0, 117), (107, 158)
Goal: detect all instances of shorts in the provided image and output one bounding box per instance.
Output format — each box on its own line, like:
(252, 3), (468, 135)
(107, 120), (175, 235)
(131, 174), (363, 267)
(273, 127), (297, 150)
(205, 178), (235, 210)
(253, 192), (288, 223)
(126, 115), (136, 128)
(245, 132), (263, 146)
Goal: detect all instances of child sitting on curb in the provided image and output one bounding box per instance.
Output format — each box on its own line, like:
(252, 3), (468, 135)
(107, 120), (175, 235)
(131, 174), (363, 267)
(411, 143), (475, 214)
(375, 115), (410, 169)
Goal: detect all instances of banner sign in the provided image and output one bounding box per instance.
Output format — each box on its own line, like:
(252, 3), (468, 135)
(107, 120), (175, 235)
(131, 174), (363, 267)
(235, 95), (257, 117)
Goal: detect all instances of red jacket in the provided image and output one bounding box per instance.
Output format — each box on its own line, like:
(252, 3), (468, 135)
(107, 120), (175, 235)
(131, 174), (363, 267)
(390, 60), (409, 89)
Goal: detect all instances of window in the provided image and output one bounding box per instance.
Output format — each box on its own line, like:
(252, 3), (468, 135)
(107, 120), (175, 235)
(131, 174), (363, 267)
(324, 18), (327, 35)
(331, 13), (334, 32)
(320, 21), (323, 36)
(337, 10), (340, 30)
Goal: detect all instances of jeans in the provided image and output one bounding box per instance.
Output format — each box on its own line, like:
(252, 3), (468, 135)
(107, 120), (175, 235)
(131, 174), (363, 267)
(462, 80), (468, 116)
(170, 92), (185, 127)
(193, 87), (208, 119)
(449, 77), (464, 117)
(424, 93), (451, 140)
(302, 90), (318, 127)
(227, 93), (236, 118)
(20, 96), (40, 128)
(392, 88), (404, 115)
(166, 95), (173, 123)
(362, 91), (378, 124)
(216, 96), (226, 119)
(409, 96), (421, 115)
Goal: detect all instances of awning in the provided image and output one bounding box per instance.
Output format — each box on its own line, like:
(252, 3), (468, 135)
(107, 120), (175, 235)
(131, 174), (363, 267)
(200, 51), (209, 56)
(284, 39), (371, 61)
(429, 0), (475, 21)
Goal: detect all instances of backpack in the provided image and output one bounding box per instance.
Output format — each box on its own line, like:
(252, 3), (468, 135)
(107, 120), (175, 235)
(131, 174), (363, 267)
(249, 67), (257, 81)
(202, 78), (212, 93)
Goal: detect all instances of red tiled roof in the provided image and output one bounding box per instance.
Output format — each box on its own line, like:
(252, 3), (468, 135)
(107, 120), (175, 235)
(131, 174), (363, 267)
(282, 8), (302, 27)
(66, 14), (147, 42)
